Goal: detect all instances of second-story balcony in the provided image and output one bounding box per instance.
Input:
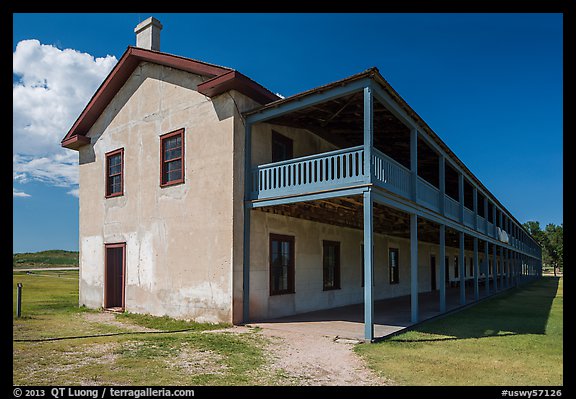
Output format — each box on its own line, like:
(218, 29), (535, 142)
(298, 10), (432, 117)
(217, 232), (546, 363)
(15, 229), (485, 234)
(244, 71), (532, 252)
(250, 146), (421, 203)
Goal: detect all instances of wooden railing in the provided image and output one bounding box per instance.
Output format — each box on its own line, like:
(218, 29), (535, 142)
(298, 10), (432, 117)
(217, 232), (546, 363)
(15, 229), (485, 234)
(250, 146), (365, 199)
(372, 148), (411, 198)
(445, 196), (460, 220)
(251, 146), (515, 243)
(464, 208), (475, 228)
(477, 215), (486, 233)
(417, 177), (440, 212)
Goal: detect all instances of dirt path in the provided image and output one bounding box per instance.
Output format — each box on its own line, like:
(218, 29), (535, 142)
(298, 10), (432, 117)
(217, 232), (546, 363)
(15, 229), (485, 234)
(82, 313), (389, 386)
(257, 325), (390, 386)
(211, 324), (390, 386)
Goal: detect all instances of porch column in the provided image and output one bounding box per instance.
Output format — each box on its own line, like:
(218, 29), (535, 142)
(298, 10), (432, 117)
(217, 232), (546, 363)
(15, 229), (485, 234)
(498, 247), (504, 290)
(473, 237), (479, 301)
(439, 156), (446, 216)
(458, 174), (464, 223)
(459, 231), (466, 305)
(484, 240), (490, 296)
(363, 83), (374, 342)
(493, 243), (498, 291)
(502, 248), (506, 289)
(363, 85), (373, 183)
(410, 213), (419, 323)
(439, 224), (446, 312)
(473, 187), (478, 230)
(410, 128), (418, 202)
(363, 189), (374, 341)
(492, 204), (497, 240)
(507, 248), (511, 287)
(483, 197), (489, 233)
(242, 122), (252, 323)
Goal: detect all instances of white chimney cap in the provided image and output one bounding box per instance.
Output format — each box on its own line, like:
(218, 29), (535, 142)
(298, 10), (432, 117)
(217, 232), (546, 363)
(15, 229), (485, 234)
(134, 17), (163, 51)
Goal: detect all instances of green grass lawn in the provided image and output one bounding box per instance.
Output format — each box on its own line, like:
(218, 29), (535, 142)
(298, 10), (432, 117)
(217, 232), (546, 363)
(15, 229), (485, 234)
(12, 271), (274, 385)
(355, 277), (563, 386)
(13, 250), (78, 269)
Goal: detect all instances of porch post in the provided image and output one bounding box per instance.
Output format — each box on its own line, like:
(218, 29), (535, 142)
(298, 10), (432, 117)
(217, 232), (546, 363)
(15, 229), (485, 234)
(363, 189), (374, 341)
(439, 224), (446, 312)
(473, 187), (478, 230)
(410, 213), (419, 323)
(363, 84), (374, 342)
(439, 157), (445, 216)
(502, 248), (506, 289)
(242, 122), (252, 323)
(473, 237), (479, 301)
(363, 85), (373, 183)
(483, 197), (489, 233)
(493, 244), (499, 291)
(458, 174), (464, 223)
(506, 248), (511, 288)
(410, 128), (418, 202)
(484, 240), (490, 296)
(459, 231), (466, 305)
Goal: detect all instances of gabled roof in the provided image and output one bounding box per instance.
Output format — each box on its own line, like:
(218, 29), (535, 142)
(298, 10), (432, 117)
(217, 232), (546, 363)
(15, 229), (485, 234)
(243, 67), (535, 240)
(61, 46), (279, 149)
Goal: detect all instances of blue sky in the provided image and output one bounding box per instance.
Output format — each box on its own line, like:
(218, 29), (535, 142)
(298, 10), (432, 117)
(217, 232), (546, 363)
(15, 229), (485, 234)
(12, 13), (563, 253)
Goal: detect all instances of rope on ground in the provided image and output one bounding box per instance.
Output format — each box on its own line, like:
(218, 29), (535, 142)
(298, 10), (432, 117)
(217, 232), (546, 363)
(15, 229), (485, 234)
(13, 327), (202, 343)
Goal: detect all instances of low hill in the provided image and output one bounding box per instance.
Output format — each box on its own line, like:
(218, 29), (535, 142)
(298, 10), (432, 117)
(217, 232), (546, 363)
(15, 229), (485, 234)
(13, 250), (79, 269)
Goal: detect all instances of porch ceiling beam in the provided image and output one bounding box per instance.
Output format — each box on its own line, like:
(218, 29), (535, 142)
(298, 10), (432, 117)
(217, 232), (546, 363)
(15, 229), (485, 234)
(245, 78), (372, 124)
(248, 185), (369, 208)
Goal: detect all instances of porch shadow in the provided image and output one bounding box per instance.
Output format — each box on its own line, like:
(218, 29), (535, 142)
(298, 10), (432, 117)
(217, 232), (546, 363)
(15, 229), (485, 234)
(251, 277), (557, 341)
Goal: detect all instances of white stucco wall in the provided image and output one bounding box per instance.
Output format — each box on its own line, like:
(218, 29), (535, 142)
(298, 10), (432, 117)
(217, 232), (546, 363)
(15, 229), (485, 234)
(248, 210), (487, 320)
(78, 62), (239, 322)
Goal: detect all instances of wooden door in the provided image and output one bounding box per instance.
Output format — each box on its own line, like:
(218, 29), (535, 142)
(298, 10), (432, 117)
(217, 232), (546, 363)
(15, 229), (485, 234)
(105, 243), (125, 309)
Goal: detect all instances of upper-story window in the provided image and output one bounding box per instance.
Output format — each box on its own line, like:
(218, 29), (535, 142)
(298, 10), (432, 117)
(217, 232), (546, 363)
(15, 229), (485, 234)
(105, 148), (124, 198)
(160, 129), (185, 187)
(271, 131), (293, 162)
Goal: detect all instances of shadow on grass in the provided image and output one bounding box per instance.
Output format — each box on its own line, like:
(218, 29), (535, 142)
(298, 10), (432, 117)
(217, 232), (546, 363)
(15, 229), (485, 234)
(394, 277), (560, 341)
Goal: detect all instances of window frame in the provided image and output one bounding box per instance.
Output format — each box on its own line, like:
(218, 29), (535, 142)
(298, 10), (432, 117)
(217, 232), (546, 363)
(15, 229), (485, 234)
(389, 247), (399, 285)
(322, 240), (341, 291)
(271, 131), (293, 163)
(160, 128), (185, 187)
(269, 233), (295, 296)
(105, 148), (124, 198)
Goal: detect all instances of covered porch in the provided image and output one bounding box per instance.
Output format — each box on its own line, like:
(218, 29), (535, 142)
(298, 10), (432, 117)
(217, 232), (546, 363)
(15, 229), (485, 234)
(252, 284), (483, 341)
(241, 67), (540, 342)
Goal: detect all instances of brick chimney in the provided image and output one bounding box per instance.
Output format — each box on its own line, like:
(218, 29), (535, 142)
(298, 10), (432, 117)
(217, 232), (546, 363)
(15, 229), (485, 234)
(134, 17), (163, 51)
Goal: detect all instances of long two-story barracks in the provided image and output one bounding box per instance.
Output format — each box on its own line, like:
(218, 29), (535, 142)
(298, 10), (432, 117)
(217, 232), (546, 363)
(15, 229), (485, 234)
(62, 17), (542, 341)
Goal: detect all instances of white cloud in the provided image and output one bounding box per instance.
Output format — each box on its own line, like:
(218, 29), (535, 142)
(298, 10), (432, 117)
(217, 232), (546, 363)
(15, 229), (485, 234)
(13, 39), (117, 196)
(67, 188), (80, 198)
(13, 188), (31, 198)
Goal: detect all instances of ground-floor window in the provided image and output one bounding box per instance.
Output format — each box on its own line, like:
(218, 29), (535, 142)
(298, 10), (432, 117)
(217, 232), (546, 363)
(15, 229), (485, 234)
(389, 248), (399, 284)
(445, 256), (450, 282)
(469, 256), (474, 276)
(269, 234), (295, 295)
(323, 240), (340, 290)
(454, 256), (459, 278)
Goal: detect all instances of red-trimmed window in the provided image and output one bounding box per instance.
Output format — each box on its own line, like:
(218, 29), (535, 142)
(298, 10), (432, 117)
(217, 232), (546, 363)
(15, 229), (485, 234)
(105, 148), (123, 198)
(270, 234), (295, 296)
(323, 240), (341, 291)
(160, 129), (185, 187)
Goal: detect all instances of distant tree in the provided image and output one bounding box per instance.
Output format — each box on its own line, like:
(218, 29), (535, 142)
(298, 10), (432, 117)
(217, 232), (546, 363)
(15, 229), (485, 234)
(544, 224), (563, 275)
(523, 221), (563, 276)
